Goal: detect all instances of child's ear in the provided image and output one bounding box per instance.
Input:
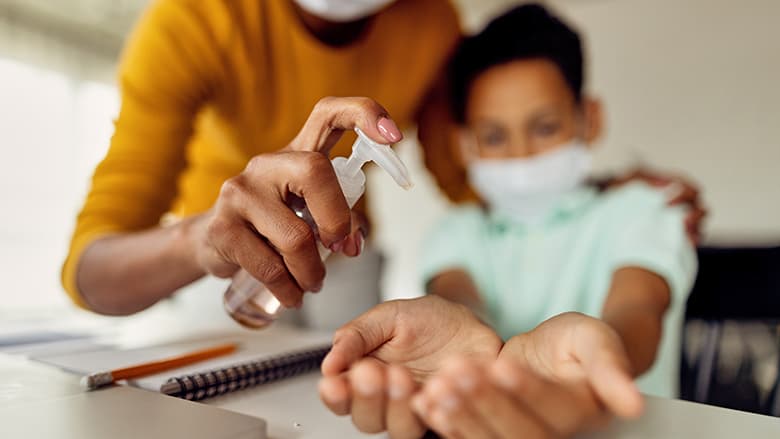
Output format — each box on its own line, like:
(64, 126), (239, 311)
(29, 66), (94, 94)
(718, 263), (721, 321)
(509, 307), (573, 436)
(583, 97), (605, 144)
(451, 127), (478, 167)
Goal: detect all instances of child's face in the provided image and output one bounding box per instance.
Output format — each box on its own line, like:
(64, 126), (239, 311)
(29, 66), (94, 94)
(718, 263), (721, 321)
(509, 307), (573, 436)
(460, 59), (602, 161)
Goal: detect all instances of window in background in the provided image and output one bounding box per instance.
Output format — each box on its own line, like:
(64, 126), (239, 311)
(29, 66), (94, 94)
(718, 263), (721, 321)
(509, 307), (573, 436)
(0, 56), (118, 310)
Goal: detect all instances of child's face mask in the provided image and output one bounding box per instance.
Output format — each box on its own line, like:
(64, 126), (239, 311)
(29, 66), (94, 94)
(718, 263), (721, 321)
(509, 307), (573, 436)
(467, 141), (592, 223)
(294, 0), (395, 22)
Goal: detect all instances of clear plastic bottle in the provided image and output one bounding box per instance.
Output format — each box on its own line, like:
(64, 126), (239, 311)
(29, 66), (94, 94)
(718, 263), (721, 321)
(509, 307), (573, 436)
(223, 128), (413, 328)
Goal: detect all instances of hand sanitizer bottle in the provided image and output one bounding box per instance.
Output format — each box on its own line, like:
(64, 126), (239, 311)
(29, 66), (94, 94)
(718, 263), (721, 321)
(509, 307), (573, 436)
(223, 128), (413, 328)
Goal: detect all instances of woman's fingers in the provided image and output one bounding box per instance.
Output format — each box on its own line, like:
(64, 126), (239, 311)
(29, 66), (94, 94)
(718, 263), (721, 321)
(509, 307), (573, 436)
(204, 211), (304, 308)
(337, 211), (368, 257)
(206, 149), (355, 308)
(252, 151), (352, 246)
(287, 96), (402, 155)
(231, 183), (326, 294)
(664, 179), (699, 207)
(684, 207), (707, 245)
(206, 95), (403, 307)
(386, 365), (426, 439)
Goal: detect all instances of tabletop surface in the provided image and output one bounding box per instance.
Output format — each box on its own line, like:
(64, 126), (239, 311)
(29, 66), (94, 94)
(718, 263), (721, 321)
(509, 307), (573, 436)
(0, 355), (267, 439)
(3, 299), (780, 439)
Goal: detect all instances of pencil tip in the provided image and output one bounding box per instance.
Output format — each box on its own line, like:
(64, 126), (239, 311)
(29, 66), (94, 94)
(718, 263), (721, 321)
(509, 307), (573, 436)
(81, 372), (113, 390)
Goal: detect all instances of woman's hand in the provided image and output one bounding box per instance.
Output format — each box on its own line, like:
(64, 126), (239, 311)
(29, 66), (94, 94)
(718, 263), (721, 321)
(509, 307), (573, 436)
(411, 312), (643, 439)
(318, 295), (503, 436)
(189, 97), (402, 308)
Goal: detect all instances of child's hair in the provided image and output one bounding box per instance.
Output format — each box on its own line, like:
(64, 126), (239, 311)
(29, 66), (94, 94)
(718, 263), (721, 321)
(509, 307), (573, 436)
(449, 3), (584, 123)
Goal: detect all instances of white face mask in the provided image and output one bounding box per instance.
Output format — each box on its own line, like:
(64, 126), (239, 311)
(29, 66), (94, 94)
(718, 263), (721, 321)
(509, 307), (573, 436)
(467, 142), (593, 224)
(294, 0), (395, 23)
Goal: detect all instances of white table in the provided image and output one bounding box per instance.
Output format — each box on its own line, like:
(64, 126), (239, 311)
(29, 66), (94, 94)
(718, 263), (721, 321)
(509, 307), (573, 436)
(5, 297), (780, 439)
(204, 364), (780, 439)
(6, 350), (780, 439)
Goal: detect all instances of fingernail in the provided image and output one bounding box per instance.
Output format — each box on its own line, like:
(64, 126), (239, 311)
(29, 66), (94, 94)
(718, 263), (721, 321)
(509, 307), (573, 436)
(430, 409), (452, 435)
(347, 236), (359, 256)
(319, 379), (344, 404)
(377, 116), (402, 143)
(388, 383), (407, 401)
(495, 373), (517, 390)
(356, 233), (364, 256)
(329, 239), (345, 253)
(663, 181), (684, 200)
(312, 280), (323, 293)
(491, 363), (518, 390)
(411, 395), (428, 416)
(437, 391), (460, 412)
(456, 374), (476, 393)
(354, 378), (379, 396)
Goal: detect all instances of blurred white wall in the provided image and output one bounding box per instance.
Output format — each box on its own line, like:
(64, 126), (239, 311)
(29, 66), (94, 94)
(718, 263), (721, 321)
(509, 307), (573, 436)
(0, 2), (122, 309)
(375, 0), (780, 299)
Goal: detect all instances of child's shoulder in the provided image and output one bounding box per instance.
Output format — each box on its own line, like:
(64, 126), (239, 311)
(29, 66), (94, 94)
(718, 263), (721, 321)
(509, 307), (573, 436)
(593, 181), (670, 215)
(582, 181), (687, 232)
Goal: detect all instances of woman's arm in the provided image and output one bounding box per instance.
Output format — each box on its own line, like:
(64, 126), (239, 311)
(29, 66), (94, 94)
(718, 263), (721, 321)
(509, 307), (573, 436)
(601, 266), (671, 375)
(76, 216), (206, 315)
(62, 0), (220, 312)
(73, 98), (396, 315)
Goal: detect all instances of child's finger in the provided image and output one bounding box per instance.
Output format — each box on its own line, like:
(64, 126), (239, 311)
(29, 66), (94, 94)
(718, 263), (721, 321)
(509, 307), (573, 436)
(441, 359), (554, 439)
(585, 352), (644, 418)
(488, 358), (608, 435)
(349, 359), (388, 433)
(574, 329), (644, 418)
(416, 376), (491, 439)
(385, 365), (426, 439)
(318, 374), (351, 416)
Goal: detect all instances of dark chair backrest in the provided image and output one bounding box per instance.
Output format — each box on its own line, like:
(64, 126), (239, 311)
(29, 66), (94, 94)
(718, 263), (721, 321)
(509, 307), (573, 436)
(681, 245), (780, 416)
(686, 246), (780, 320)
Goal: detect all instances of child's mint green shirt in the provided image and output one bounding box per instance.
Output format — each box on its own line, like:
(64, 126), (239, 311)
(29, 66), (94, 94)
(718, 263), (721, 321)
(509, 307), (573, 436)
(420, 182), (697, 398)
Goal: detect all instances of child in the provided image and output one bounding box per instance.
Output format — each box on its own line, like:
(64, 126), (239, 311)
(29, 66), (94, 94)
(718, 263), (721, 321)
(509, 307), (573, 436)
(420, 3), (697, 398)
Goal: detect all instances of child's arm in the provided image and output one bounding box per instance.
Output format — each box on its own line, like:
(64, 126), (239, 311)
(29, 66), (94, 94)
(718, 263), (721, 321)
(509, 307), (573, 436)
(426, 269), (486, 318)
(601, 266), (672, 376)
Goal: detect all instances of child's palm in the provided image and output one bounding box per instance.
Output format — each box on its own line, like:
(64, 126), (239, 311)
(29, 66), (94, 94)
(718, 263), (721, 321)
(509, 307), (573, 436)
(322, 295), (503, 380)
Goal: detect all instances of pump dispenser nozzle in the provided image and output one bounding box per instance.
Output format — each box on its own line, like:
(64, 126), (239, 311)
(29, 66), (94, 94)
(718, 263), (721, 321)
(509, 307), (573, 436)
(223, 127), (412, 329)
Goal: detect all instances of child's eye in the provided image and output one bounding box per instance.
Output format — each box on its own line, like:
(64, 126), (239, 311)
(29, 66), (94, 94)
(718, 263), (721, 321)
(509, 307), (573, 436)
(477, 130), (507, 147)
(534, 122), (560, 137)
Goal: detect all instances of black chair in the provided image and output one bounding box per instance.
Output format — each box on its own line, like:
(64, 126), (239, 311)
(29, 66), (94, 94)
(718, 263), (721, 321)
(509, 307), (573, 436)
(681, 246), (780, 416)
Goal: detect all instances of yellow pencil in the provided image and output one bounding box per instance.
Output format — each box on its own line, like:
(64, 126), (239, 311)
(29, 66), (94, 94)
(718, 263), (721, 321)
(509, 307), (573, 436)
(81, 342), (238, 390)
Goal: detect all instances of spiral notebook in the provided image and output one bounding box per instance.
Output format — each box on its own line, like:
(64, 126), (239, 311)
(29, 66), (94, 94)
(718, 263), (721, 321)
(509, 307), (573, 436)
(34, 326), (334, 402)
(160, 345), (330, 401)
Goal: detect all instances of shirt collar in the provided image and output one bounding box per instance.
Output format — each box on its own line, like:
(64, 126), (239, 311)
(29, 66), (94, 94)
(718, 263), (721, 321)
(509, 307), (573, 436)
(487, 186), (598, 231)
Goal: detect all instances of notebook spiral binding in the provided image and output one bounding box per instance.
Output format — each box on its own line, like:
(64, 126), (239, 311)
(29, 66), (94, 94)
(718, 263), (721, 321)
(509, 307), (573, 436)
(161, 345), (331, 401)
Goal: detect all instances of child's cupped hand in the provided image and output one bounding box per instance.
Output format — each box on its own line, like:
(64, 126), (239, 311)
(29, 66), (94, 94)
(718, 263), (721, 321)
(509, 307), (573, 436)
(411, 312), (643, 439)
(318, 295), (503, 437)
